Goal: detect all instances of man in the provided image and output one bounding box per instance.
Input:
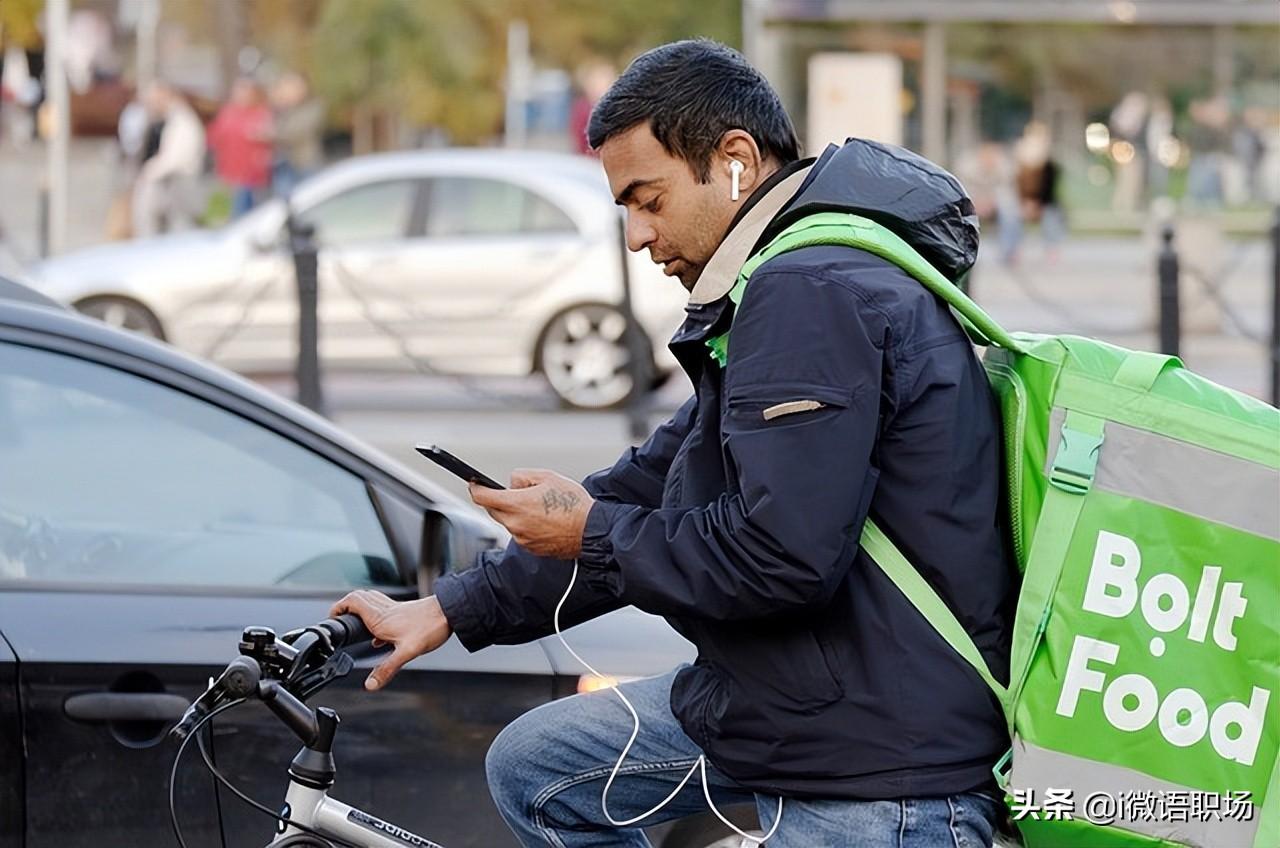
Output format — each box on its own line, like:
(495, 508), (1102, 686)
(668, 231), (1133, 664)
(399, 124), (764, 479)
(334, 39), (1013, 847)
(131, 81), (205, 238)
(207, 77), (272, 218)
(269, 70), (325, 196)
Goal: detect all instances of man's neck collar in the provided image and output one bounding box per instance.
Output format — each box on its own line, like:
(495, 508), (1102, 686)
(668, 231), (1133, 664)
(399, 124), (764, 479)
(687, 159), (814, 306)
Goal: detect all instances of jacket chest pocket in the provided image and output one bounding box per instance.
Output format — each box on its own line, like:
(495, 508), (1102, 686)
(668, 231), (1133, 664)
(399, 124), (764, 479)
(722, 382), (853, 432)
(720, 382), (855, 494)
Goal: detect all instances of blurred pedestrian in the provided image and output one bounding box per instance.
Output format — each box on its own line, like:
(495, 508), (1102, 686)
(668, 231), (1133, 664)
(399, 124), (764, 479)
(1248, 107), (1280, 206)
(116, 97), (149, 165)
(106, 95), (148, 239)
(1, 47), (42, 144)
(1034, 157), (1064, 263)
(1225, 119), (1262, 206)
(1109, 92), (1149, 213)
(568, 60), (614, 155)
(270, 70), (324, 196)
(1014, 122), (1063, 264)
(131, 81), (205, 238)
(207, 77), (273, 217)
(1144, 97), (1174, 198)
(957, 141), (1021, 266)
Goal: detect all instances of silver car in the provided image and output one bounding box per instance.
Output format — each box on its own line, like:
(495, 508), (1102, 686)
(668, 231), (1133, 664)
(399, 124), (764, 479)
(26, 149), (688, 409)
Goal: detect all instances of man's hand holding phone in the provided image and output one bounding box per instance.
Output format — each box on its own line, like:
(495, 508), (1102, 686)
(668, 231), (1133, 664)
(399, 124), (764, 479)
(416, 447), (593, 558)
(469, 469), (595, 560)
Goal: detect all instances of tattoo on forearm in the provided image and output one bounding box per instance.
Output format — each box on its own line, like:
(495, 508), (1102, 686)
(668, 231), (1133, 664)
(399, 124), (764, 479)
(542, 489), (582, 515)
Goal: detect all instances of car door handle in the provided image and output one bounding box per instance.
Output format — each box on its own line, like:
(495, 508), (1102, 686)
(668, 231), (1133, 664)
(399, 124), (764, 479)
(63, 692), (190, 723)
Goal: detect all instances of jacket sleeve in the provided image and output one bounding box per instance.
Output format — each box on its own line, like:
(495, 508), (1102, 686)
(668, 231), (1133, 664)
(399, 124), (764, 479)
(432, 545), (622, 652)
(433, 397), (697, 651)
(582, 395), (696, 505)
(577, 268), (886, 621)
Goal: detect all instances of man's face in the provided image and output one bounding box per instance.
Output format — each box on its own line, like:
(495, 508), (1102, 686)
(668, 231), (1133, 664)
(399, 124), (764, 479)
(600, 124), (738, 291)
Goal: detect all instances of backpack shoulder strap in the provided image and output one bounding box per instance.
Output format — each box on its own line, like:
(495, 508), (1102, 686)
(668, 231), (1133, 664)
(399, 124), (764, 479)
(705, 211), (1027, 367)
(862, 519), (1008, 707)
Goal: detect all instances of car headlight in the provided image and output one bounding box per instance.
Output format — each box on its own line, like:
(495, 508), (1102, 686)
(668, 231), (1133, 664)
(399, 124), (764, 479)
(576, 673), (639, 695)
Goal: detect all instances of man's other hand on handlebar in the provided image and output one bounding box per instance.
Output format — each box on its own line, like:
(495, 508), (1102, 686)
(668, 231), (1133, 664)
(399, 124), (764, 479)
(329, 590), (452, 691)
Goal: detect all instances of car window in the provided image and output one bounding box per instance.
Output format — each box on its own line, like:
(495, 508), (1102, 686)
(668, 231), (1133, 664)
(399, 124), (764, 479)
(301, 180), (417, 246)
(0, 343), (402, 590)
(426, 177), (576, 237)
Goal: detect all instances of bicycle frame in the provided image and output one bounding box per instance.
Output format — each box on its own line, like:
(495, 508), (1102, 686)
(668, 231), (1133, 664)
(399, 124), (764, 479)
(274, 779), (444, 848)
(173, 619), (449, 848)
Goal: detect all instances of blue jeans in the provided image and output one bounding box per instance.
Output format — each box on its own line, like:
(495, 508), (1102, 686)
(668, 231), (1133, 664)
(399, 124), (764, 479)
(486, 668), (1003, 846)
(230, 185), (262, 218)
(272, 160), (313, 198)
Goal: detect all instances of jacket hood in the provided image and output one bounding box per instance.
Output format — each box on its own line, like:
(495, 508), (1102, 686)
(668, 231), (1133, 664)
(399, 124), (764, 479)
(773, 138), (979, 281)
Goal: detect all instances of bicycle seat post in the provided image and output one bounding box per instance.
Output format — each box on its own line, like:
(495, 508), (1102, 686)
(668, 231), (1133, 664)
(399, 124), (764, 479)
(289, 707), (339, 791)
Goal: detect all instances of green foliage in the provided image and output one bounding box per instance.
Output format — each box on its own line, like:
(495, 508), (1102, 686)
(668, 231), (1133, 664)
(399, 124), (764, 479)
(0, 0), (44, 49)
(504, 0), (740, 67)
(305, 0), (740, 145)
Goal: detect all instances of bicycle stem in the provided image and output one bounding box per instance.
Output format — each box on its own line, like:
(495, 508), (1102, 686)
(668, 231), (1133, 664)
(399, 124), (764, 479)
(259, 679), (323, 747)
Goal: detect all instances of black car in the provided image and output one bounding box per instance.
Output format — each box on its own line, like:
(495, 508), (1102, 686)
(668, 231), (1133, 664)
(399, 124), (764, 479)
(0, 281), (733, 847)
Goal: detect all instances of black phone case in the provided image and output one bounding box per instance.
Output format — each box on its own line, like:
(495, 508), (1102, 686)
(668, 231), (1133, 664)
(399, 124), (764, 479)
(415, 446), (505, 489)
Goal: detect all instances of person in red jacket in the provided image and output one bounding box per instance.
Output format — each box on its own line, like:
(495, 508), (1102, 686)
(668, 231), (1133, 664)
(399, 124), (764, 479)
(207, 77), (273, 218)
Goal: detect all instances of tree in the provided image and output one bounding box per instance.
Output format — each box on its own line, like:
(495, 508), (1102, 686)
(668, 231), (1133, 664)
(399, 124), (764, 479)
(304, 0), (740, 148)
(0, 0), (43, 50)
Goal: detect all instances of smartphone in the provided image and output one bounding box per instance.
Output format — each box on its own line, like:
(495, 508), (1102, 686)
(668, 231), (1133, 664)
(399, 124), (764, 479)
(415, 445), (506, 490)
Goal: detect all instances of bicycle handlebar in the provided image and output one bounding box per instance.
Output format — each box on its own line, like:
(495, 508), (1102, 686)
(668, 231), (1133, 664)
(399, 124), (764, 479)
(171, 614), (372, 743)
(317, 613), (372, 650)
(172, 655), (262, 741)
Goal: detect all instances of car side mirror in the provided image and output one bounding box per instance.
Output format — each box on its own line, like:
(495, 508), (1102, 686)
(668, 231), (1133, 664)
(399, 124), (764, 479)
(418, 509), (502, 597)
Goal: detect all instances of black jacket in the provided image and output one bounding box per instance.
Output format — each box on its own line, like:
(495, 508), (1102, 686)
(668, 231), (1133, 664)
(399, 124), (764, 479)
(435, 139), (1015, 800)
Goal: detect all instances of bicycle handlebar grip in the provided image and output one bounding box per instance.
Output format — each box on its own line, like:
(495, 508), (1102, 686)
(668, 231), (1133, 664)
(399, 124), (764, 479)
(171, 656), (261, 742)
(322, 613), (372, 648)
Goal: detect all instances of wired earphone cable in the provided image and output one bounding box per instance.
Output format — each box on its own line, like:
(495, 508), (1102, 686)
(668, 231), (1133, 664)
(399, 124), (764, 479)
(552, 560), (784, 846)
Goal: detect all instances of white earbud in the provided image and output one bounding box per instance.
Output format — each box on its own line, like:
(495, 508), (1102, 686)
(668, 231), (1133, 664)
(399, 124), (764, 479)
(729, 160), (744, 201)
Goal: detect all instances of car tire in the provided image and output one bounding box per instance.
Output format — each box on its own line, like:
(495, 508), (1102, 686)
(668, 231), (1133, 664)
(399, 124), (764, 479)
(536, 303), (655, 410)
(659, 808), (763, 848)
(649, 367), (675, 391)
(74, 294), (166, 340)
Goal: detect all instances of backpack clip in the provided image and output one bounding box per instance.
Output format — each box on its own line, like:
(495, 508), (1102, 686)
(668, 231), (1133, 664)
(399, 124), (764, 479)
(1049, 426), (1104, 494)
(992, 746), (1013, 790)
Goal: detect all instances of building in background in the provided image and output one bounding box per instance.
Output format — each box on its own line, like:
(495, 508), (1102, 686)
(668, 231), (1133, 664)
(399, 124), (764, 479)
(743, 0), (1280, 224)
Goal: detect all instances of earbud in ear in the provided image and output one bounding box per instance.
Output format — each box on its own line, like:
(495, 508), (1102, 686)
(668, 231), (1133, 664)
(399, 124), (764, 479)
(729, 160), (744, 201)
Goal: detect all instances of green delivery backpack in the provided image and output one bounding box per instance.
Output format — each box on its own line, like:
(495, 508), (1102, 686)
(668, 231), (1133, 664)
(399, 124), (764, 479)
(711, 212), (1280, 848)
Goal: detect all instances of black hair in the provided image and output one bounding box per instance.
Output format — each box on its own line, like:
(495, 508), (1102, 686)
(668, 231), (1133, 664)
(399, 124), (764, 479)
(587, 39), (800, 182)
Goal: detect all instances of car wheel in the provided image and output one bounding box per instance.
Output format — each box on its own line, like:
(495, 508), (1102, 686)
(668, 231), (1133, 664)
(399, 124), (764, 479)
(537, 303), (653, 410)
(74, 295), (166, 340)
(650, 367), (675, 391)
